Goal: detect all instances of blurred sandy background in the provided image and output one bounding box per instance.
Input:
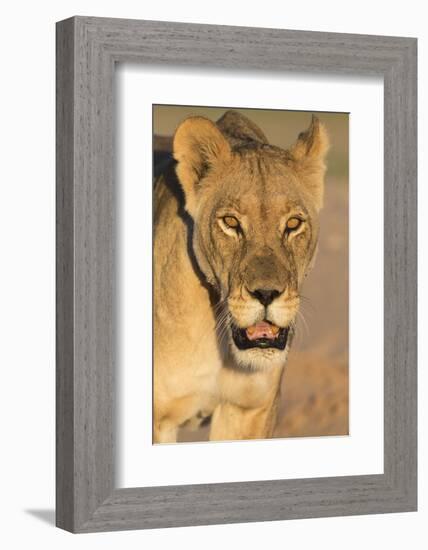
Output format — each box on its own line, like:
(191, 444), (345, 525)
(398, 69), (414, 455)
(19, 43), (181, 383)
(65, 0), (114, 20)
(153, 105), (349, 441)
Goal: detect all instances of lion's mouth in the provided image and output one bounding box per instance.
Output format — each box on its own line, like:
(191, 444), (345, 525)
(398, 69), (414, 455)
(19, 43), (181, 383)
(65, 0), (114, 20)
(231, 320), (289, 350)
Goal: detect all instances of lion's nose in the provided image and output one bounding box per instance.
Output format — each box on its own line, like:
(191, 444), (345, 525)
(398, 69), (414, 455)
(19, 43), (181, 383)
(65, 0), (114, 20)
(249, 288), (281, 307)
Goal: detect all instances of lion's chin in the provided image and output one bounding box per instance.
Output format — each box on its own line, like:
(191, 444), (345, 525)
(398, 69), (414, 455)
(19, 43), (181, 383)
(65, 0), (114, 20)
(229, 344), (289, 371)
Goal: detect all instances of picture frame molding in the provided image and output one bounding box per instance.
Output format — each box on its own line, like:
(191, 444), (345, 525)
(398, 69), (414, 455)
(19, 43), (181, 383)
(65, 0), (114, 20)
(56, 16), (417, 533)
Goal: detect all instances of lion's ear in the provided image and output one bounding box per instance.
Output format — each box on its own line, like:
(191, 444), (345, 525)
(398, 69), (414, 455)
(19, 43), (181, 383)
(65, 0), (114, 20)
(173, 117), (231, 214)
(288, 116), (329, 211)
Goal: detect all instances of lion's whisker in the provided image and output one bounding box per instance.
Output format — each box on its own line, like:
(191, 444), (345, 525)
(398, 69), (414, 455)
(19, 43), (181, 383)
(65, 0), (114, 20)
(299, 294), (316, 313)
(296, 308), (310, 339)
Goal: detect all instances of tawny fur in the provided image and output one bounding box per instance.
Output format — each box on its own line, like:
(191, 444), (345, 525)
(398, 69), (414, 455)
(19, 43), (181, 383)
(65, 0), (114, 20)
(153, 111), (329, 443)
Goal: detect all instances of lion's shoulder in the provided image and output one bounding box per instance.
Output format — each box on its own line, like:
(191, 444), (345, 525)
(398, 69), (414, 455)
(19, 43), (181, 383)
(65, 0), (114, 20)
(216, 110), (268, 148)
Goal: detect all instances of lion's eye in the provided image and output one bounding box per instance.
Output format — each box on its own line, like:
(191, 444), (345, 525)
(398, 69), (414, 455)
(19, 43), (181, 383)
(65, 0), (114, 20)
(286, 217), (303, 231)
(223, 216), (240, 230)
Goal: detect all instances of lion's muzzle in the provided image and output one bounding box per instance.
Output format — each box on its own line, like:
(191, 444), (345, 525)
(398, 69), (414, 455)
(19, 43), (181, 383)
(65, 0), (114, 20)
(231, 321), (289, 350)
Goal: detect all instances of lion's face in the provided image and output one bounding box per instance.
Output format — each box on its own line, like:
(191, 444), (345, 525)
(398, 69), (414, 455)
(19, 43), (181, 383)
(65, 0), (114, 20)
(173, 111), (329, 370)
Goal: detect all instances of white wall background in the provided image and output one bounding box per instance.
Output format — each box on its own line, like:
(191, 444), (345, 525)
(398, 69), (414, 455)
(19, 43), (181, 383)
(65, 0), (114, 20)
(0, 1), (424, 548)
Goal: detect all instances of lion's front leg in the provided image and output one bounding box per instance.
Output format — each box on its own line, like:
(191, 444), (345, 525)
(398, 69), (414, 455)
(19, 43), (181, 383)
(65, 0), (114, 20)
(209, 366), (283, 441)
(209, 399), (279, 441)
(153, 420), (178, 443)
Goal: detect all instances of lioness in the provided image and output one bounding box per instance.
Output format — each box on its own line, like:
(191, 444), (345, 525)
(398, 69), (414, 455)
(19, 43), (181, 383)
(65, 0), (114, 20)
(153, 110), (329, 443)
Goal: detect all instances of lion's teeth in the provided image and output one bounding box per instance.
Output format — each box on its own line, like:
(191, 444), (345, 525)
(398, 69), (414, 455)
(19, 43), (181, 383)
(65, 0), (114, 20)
(271, 325), (280, 335)
(247, 326), (256, 336)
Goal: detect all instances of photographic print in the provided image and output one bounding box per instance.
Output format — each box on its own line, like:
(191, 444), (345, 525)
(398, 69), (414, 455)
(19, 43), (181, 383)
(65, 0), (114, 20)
(153, 105), (349, 444)
(55, 18), (417, 532)
(56, 18), (417, 531)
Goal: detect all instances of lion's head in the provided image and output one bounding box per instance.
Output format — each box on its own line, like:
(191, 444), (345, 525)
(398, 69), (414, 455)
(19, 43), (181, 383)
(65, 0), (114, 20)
(173, 110), (329, 370)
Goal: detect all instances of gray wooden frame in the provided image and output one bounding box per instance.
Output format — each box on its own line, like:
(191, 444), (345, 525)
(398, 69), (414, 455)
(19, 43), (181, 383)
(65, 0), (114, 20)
(56, 16), (417, 533)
